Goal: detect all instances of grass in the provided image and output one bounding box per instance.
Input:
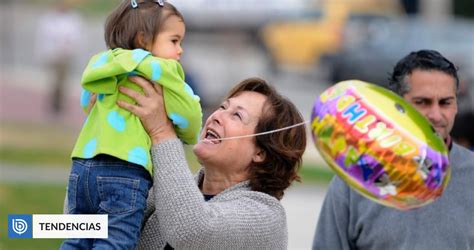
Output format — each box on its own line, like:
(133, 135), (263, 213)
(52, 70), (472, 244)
(0, 168), (333, 250)
(0, 144), (333, 183)
(1, 120), (334, 183)
(0, 121), (77, 168)
(0, 145), (333, 183)
(0, 146), (71, 168)
(0, 119), (333, 249)
(300, 164), (334, 184)
(0, 183), (65, 250)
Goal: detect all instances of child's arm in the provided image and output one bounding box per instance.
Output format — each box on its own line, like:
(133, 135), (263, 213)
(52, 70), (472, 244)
(79, 89), (97, 114)
(79, 50), (117, 114)
(80, 49), (202, 144)
(137, 56), (202, 145)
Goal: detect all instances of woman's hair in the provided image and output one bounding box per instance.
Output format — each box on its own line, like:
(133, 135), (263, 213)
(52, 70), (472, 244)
(226, 78), (307, 200)
(104, 0), (183, 49)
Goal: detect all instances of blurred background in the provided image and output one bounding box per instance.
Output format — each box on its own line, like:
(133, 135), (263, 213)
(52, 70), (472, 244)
(1, 0), (473, 249)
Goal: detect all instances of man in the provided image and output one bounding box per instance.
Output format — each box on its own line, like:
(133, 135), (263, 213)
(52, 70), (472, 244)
(312, 50), (474, 249)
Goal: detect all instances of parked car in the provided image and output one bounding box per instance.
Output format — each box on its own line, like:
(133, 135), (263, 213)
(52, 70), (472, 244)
(324, 16), (474, 118)
(172, 0), (307, 31)
(325, 17), (474, 91)
(258, 0), (399, 71)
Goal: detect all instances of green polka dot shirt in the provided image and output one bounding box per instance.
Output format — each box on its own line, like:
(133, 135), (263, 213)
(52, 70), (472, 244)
(71, 48), (202, 175)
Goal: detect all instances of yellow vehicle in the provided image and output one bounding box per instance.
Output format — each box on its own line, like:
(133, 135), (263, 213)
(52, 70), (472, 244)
(259, 0), (399, 69)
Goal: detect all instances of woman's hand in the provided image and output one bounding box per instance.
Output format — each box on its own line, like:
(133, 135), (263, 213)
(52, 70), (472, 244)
(117, 76), (177, 144)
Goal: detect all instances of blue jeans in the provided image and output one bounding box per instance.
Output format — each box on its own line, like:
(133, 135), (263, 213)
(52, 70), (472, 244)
(61, 155), (152, 249)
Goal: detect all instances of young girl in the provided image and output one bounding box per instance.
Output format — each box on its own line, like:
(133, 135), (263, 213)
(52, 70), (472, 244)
(62, 0), (202, 249)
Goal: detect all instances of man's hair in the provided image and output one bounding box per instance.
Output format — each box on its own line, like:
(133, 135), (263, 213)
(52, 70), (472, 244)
(226, 78), (307, 200)
(104, 0), (183, 49)
(389, 50), (459, 96)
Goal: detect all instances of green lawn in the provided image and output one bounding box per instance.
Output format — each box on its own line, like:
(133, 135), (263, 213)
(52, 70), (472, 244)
(0, 119), (333, 249)
(0, 151), (331, 250)
(0, 121), (77, 168)
(300, 164), (334, 184)
(0, 183), (65, 249)
(0, 120), (334, 184)
(0, 165), (333, 250)
(0, 146), (71, 168)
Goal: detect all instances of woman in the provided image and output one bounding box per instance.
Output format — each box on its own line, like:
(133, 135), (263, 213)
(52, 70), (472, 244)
(118, 76), (306, 249)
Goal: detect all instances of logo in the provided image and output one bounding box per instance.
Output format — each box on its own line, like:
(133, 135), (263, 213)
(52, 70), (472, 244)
(7, 214), (107, 239)
(33, 214), (108, 238)
(13, 219), (28, 234)
(8, 214), (32, 238)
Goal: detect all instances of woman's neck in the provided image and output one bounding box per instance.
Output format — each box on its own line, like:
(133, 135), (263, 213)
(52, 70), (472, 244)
(201, 168), (248, 195)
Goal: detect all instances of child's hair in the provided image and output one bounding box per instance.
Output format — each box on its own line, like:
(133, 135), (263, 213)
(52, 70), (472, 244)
(104, 0), (183, 50)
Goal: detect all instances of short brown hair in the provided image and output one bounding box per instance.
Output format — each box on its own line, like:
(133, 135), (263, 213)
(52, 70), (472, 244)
(104, 0), (183, 49)
(226, 78), (307, 200)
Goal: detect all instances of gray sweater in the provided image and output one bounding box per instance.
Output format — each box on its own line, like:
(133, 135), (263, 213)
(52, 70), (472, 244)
(137, 139), (288, 249)
(312, 143), (474, 250)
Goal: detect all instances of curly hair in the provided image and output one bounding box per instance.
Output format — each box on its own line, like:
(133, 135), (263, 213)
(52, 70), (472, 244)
(226, 78), (307, 200)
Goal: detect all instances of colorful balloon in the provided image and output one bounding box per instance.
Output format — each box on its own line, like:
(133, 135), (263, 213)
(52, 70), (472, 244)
(311, 80), (450, 210)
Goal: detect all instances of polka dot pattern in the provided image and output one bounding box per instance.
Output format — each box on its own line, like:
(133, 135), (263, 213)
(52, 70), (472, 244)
(83, 138), (97, 158)
(151, 61), (162, 81)
(132, 49), (150, 63)
(92, 52), (108, 69)
(169, 112), (189, 129)
(74, 48), (202, 172)
(127, 71), (139, 77)
(184, 83), (200, 101)
(128, 147), (148, 166)
(80, 89), (91, 109)
(107, 111), (126, 132)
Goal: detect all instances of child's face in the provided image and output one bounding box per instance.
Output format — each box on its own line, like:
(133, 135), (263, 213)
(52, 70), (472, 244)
(148, 15), (185, 61)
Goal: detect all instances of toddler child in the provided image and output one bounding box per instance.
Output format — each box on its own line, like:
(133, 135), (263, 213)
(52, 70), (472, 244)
(61, 0), (202, 249)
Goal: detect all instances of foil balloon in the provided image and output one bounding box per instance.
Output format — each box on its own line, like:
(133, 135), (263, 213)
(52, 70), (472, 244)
(311, 80), (450, 210)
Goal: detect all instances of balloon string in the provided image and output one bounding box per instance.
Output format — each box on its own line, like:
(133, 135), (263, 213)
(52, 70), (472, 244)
(204, 120), (310, 142)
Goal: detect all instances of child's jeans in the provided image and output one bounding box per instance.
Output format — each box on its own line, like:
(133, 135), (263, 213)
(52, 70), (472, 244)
(61, 155), (152, 249)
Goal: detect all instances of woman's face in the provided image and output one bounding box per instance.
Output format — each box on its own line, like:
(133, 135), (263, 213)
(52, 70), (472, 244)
(193, 91), (268, 173)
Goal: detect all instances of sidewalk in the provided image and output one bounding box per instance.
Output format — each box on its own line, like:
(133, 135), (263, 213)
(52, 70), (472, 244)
(0, 164), (69, 185)
(282, 184), (327, 249)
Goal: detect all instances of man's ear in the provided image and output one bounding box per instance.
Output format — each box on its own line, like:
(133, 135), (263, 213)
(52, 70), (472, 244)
(252, 148), (266, 163)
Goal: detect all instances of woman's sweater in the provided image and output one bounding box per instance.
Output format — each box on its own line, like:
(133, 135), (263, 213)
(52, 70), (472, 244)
(137, 139), (288, 249)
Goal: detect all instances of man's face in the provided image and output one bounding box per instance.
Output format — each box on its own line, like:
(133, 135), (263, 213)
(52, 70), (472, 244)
(403, 69), (458, 141)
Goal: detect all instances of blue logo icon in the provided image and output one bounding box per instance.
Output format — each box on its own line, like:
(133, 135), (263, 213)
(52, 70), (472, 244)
(8, 214), (32, 238)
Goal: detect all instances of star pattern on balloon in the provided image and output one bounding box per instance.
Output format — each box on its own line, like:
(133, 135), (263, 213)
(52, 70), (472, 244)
(375, 173), (399, 196)
(413, 151), (434, 180)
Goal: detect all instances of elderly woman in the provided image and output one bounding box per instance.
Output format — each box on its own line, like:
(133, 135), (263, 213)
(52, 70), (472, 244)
(90, 76), (306, 249)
